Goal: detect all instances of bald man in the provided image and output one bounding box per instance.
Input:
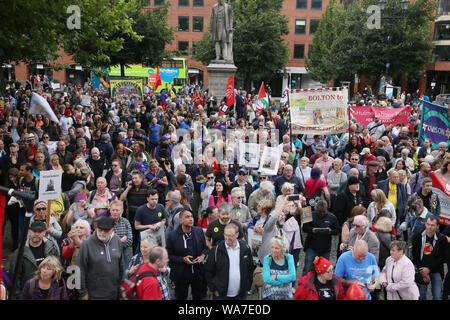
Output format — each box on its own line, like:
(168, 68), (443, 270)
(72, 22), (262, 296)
(335, 239), (380, 300)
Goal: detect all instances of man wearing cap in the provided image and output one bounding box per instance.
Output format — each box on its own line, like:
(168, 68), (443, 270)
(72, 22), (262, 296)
(367, 115), (385, 138)
(360, 148), (377, 169)
(59, 109), (74, 136)
(362, 161), (383, 206)
(78, 216), (124, 300)
(230, 169), (252, 205)
(6, 220), (59, 299)
(334, 175), (364, 226)
(315, 148), (334, 179)
(24, 132), (37, 164)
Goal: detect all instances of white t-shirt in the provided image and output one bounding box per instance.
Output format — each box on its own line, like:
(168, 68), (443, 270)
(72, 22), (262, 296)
(59, 116), (73, 135)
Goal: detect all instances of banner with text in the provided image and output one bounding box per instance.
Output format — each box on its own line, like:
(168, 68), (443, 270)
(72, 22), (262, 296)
(350, 106), (412, 127)
(289, 89), (349, 134)
(430, 171), (450, 226)
(110, 77), (144, 102)
(418, 101), (450, 149)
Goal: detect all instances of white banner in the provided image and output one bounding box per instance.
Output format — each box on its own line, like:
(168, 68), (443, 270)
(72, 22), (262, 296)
(81, 94), (91, 107)
(258, 147), (280, 176)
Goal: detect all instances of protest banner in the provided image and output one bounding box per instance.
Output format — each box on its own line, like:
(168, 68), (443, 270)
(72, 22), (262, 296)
(289, 89), (349, 134)
(110, 77), (144, 102)
(430, 171), (450, 226)
(258, 147), (280, 176)
(418, 101), (450, 149)
(350, 106), (412, 127)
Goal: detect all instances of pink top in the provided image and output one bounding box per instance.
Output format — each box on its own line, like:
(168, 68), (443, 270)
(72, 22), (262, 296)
(208, 194), (231, 207)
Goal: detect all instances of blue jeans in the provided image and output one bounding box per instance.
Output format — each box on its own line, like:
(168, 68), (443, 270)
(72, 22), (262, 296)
(303, 249), (330, 276)
(418, 273), (443, 300)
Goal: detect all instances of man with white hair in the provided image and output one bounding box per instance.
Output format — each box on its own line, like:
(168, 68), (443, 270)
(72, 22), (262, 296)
(340, 215), (380, 263)
(248, 180), (275, 217)
(335, 239), (380, 300)
(230, 187), (251, 231)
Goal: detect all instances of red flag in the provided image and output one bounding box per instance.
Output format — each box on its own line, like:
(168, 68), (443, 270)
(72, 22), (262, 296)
(226, 75), (235, 107)
(155, 65), (162, 91)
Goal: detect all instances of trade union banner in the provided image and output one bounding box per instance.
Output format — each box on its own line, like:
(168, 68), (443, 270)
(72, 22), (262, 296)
(350, 106), (412, 127)
(418, 101), (450, 149)
(289, 89), (349, 134)
(430, 171), (450, 226)
(110, 77), (144, 102)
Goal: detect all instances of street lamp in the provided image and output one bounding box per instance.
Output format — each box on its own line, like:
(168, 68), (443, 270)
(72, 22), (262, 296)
(378, 0), (409, 90)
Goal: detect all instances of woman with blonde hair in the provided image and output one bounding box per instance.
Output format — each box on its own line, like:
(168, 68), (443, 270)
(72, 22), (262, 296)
(61, 219), (92, 266)
(366, 189), (396, 228)
(21, 256), (68, 300)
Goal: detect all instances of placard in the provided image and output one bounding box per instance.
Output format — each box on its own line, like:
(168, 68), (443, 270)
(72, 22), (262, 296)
(258, 147), (280, 176)
(81, 94), (91, 107)
(140, 227), (166, 247)
(38, 170), (62, 201)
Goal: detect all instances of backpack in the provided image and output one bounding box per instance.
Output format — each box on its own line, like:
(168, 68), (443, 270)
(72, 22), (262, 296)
(118, 265), (157, 300)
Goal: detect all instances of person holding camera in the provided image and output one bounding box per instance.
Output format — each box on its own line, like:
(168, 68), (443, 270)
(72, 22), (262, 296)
(301, 200), (340, 276)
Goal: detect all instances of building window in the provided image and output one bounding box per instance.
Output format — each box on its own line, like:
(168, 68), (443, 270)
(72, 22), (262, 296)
(179, 0), (189, 6)
(178, 16), (189, 32)
(311, 0), (322, 10)
(434, 21), (450, 41)
(309, 19), (320, 35)
(438, 0), (450, 14)
(155, 0), (164, 6)
(291, 74), (302, 90)
(294, 44), (305, 59)
(433, 45), (450, 62)
(178, 41), (189, 56)
(296, 0), (307, 9)
(295, 20), (306, 35)
(193, 0), (204, 6)
(193, 17), (204, 32)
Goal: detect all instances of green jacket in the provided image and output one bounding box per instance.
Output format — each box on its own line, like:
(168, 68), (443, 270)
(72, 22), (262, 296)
(6, 238), (60, 299)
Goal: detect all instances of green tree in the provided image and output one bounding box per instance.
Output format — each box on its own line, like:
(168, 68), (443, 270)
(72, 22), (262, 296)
(105, 0), (175, 77)
(306, 0), (436, 87)
(191, 30), (215, 66)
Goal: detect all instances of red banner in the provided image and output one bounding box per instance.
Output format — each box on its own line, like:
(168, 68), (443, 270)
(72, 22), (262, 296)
(350, 106), (412, 127)
(226, 75), (235, 107)
(430, 171), (450, 226)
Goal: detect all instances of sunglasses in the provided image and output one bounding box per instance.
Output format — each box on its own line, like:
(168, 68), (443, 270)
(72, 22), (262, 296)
(259, 176), (267, 180)
(351, 158), (358, 161)
(35, 207), (47, 211)
(43, 136), (49, 139)
(207, 177), (215, 180)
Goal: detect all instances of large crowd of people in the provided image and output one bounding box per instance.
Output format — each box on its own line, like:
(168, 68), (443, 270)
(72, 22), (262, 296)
(0, 80), (449, 301)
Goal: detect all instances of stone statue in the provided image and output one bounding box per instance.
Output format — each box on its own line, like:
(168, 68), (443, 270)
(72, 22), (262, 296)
(210, 0), (233, 63)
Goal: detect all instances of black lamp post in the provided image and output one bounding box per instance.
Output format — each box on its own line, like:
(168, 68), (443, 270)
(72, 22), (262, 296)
(378, 0), (409, 88)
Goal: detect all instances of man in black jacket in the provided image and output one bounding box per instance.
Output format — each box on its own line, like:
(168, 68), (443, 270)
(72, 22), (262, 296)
(412, 215), (448, 300)
(166, 210), (208, 300)
(204, 223), (255, 300)
(302, 200), (340, 276)
(334, 176), (364, 226)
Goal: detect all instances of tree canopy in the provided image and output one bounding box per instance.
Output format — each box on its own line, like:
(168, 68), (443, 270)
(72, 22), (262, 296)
(306, 0), (436, 86)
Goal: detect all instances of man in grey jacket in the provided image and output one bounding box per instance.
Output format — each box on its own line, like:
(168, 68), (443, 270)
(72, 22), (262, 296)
(78, 217), (124, 300)
(7, 221), (60, 299)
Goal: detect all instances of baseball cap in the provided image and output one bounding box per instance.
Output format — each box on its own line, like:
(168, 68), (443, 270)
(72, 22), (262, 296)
(239, 168), (247, 175)
(30, 221), (47, 231)
(368, 161), (379, 167)
(360, 148), (370, 156)
(65, 109), (72, 115)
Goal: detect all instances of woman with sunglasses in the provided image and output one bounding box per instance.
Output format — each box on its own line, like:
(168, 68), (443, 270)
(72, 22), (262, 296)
(294, 256), (345, 300)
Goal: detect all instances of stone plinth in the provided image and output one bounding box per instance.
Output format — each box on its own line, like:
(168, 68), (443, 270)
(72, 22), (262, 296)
(206, 62), (237, 100)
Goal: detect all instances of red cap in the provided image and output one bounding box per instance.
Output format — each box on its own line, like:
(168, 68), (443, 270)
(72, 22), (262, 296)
(76, 115), (82, 120)
(313, 256), (332, 275)
(65, 109), (72, 115)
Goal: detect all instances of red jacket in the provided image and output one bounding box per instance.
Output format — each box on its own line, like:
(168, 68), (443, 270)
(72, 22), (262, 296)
(294, 271), (345, 300)
(136, 264), (162, 300)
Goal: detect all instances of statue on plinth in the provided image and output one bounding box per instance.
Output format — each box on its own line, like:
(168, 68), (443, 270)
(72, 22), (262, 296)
(210, 0), (233, 63)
